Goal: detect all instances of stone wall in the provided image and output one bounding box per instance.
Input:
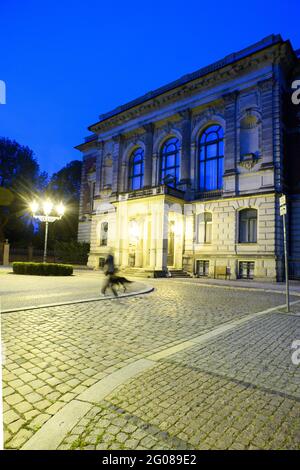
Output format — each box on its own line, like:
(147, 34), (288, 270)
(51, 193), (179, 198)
(183, 193), (278, 280)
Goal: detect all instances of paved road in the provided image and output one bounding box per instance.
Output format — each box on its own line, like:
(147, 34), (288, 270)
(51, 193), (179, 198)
(2, 279), (300, 449)
(0, 270), (147, 311)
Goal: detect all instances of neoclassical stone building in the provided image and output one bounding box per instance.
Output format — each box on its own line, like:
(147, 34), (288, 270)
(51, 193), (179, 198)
(76, 34), (300, 280)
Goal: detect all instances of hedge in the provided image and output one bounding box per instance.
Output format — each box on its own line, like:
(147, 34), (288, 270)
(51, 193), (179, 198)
(54, 240), (90, 265)
(12, 262), (73, 276)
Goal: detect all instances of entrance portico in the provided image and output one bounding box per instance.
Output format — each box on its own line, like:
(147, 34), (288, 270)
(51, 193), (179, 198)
(113, 187), (185, 274)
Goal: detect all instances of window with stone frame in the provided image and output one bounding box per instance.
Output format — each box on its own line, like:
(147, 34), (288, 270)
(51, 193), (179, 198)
(199, 125), (224, 191)
(196, 260), (210, 276)
(239, 261), (255, 279)
(239, 209), (257, 243)
(197, 212), (212, 244)
(160, 137), (180, 188)
(129, 147), (144, 190)
(100, 222), (108, 246)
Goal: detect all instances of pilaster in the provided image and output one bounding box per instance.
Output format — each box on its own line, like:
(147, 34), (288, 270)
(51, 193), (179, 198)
(223, 91), (238, 195)
(143, 123), (154, 187)
(179, 109), (191, 187)
(258, 77), (275, 169)
(95, 141), (104, 196)
(112, 135), (123, 194)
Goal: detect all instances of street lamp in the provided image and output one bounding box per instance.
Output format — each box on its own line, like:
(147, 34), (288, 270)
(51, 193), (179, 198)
(30, 199), (65, 263)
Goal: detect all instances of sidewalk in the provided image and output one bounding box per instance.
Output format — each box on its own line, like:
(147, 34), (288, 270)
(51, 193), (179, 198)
(165, 276), (300, 295)
(2, 264), (300, 294)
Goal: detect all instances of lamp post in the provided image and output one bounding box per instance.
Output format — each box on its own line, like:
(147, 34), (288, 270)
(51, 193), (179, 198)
(30, 199), (65, 263)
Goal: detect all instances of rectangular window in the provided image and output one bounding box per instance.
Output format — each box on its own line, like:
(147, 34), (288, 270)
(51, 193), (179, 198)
(204, 213), (212, 243)
(239, 209), (257, 243)
(239, 261), (255, 279)
(197, 213), (212, 243)
(196, 260), (209, 277)
(249, 218), (257, 242)
(100, 222), (108, 246)
(239, 218), (257, 243)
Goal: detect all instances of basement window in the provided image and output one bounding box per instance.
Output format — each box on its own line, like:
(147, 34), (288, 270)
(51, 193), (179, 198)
(239, 261), (254, 279)
(196, 260), (209, 277)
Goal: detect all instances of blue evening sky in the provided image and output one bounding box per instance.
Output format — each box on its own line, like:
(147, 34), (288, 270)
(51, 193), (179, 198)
(0, 0), (298, 176)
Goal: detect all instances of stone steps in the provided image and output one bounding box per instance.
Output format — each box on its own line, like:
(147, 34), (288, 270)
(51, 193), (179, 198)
(118, 268), (192, 278)
(169, 270), (192, 278)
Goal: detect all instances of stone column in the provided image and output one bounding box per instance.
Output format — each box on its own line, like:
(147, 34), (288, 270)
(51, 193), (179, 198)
(143, 124), (154, 188)
(152, 152), (159, 187)
(155, 202), (168, 270)
(149, 205), (156, 269)
(179, 109), (191, 187)
(118, 201), (129, 267)
(190, 142), (197, 191)
(223, 91), (238, 195)
(134, 219), (144, 268)
(119, 160), (128, 193)
(112, 135), (123, 194)
(95, 141), (104, 196)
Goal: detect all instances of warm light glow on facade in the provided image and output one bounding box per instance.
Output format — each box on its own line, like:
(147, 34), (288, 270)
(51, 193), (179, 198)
(129, 220), (139, 240)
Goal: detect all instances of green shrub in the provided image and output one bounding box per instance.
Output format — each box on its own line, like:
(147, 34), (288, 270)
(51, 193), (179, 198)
(54, 240), (90, 265)
(12, 262), (73, 276)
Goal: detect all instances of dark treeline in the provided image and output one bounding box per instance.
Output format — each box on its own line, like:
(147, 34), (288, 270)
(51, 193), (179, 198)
(0, 137), (83, 250)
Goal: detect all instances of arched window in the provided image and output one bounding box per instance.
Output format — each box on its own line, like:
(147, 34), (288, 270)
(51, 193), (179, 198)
(239, 209), (257, 243)
(160, 137), (180, 188)
(199, 125), (224, 191)
(129, 148), (144, 190)
(100, 222), (108, 246)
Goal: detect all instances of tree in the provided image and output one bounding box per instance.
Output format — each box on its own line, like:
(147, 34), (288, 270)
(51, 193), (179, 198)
(45, 160), (82, 245)
(0, 137), (47, 244)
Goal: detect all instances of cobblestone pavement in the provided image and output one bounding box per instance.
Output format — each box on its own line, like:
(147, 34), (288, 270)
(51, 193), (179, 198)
(1, 280), (300, 449)
(0, 270), (147, 311)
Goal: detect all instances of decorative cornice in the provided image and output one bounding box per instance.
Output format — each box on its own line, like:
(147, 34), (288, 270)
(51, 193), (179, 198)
(88, 43), (288, 135)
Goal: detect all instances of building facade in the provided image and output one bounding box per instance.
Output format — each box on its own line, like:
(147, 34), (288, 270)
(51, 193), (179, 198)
(76, 35), (300, 280)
